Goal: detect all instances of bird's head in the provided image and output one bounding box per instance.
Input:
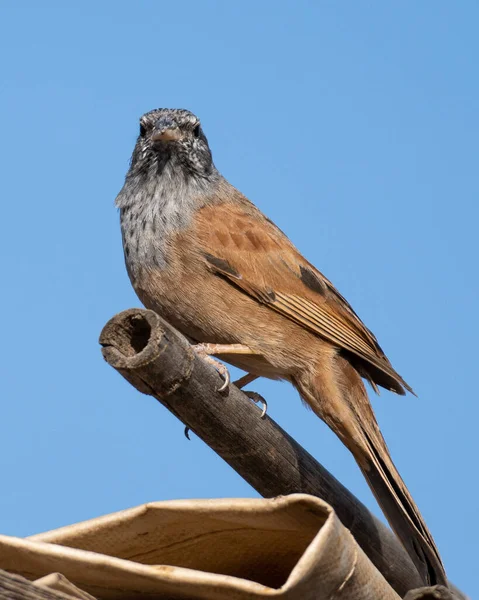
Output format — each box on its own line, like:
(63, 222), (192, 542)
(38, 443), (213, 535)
(129, 108), (214, 179)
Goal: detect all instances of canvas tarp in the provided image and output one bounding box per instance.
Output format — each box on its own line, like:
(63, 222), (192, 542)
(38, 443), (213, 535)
(0, 493), (431, 599)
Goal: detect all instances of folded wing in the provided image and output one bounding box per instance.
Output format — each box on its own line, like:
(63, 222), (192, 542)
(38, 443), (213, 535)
(195, 202), (413, 395)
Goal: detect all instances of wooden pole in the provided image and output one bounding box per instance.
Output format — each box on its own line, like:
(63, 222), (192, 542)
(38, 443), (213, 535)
(99, 309), (460, 598)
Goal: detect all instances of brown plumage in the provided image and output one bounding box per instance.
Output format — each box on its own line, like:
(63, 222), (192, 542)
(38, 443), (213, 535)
(116, 108), (446, 586)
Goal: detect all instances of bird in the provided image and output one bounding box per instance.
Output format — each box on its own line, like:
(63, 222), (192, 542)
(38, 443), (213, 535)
(115, 107), (446, 586)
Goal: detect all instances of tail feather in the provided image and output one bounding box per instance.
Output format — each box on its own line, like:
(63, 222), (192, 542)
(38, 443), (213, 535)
(295, 357), (447, 587)
(345, 369), (447, 587)
(358, 424), (446, 586)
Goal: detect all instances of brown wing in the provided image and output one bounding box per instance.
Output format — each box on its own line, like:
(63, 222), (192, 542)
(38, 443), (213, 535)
(195, 202), (413, 395)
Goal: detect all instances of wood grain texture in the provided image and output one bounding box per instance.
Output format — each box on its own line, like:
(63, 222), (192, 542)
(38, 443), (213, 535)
(0, 569), (87, 600)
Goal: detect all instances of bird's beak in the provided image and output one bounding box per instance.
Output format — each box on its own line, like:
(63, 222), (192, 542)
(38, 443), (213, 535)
(151, 127), (182, 142)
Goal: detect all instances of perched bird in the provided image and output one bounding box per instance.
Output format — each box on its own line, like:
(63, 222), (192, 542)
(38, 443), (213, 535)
(116, 108), (446, 586)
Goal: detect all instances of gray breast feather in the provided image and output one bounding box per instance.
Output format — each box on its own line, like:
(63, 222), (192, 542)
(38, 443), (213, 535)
(116, 162), (218, 274)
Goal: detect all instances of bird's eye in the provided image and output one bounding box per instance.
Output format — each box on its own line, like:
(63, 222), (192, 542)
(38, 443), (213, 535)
(192, 124), (201, 138)
(139, 123), (147, 137)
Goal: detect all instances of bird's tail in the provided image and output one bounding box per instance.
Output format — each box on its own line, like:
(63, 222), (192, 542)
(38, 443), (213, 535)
(295, 357), (447, 587)
(355, 407), (446, 586)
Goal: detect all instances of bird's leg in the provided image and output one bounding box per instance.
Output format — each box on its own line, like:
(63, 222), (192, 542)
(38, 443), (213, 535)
(233, 372), (259, 389)
(191, 343), (259, 392)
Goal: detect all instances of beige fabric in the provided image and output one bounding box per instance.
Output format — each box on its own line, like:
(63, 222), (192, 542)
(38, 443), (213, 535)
(0, 494), (399, 599)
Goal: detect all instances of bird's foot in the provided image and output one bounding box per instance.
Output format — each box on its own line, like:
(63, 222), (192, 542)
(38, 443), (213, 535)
(243, 390), (268, 418)
(191, 343), (258, 392)
(232, 373), (267, 417)
(184, 352), (263, 441)
(191, 343), (231, 391)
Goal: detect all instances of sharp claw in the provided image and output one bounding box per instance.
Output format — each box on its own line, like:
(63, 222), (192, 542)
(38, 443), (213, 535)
(184, 426), (191, 440)
(217, 367), (230, 392)
(191, 344), (230, 392)
(244, 391), (268, 418)
(259, 398), (268, 418)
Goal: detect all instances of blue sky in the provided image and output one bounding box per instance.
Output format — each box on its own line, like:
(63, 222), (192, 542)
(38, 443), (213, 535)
(0, 1), (476, 595)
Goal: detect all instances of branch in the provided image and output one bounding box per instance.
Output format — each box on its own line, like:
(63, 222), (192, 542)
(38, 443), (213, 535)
(99, 309), (458, 598)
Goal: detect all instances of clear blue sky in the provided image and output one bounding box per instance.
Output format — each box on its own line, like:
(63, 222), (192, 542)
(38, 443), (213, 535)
(0, 1), (476, 595)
